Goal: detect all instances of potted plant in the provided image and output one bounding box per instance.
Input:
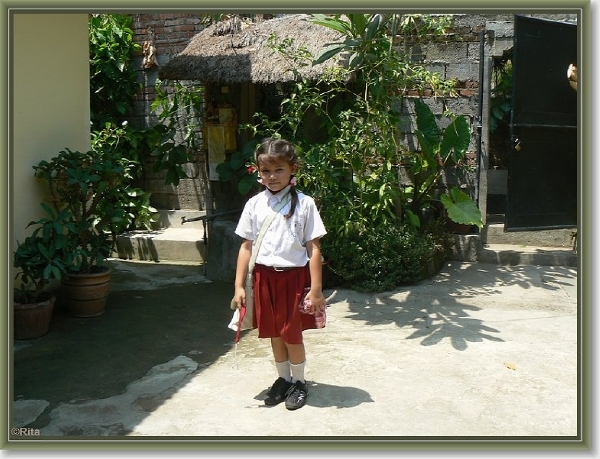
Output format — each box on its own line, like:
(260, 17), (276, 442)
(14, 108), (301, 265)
(12, 204), (70, 338)
(401, 98), (484, 232)
(32, 146), (131, 317)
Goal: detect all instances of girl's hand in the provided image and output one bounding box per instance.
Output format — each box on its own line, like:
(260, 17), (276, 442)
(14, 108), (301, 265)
(234, 286), (246, 310)
(306, 290), (326, 314)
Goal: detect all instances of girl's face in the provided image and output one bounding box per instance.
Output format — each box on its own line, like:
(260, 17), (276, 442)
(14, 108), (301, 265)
(257, 157), (297, 193)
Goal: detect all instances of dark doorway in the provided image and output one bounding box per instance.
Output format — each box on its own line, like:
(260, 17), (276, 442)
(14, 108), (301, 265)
(506, 15), (577, 231)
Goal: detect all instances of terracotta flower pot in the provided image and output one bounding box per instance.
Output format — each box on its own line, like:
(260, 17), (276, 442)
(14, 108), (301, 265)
(14, 295), (55, 339)
(61, 267), (112, 317)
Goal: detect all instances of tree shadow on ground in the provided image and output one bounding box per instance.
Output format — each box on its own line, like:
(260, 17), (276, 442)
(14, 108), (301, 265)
(325, 261), (577, 351)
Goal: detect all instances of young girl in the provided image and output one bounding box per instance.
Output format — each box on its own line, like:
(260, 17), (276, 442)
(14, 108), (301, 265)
(233, 137), (327, 411)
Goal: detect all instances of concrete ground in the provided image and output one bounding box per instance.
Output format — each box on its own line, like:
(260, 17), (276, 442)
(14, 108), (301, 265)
(11, 258), (582, 448)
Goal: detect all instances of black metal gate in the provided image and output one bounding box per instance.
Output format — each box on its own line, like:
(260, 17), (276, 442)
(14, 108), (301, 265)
(506, 15), (578, 230)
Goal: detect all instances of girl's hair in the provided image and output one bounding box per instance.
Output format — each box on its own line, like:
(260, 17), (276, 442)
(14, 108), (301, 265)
(256, 137), (299, 219)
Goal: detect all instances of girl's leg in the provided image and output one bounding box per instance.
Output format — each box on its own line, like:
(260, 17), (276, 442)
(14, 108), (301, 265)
(271, 337), (291, 380)
(270, 339), (306, 382)
(285, 342), (309, 410)
(270, 337), (289, 362)
(286, 343), (305, 366)
(286, 342), (306, 383)
(264, 337), (293, 406)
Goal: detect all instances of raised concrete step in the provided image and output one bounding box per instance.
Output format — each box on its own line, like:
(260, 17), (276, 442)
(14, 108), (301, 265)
(478, 223), (578, 267)
(115, 228), (206, 263)
(114, 210), (207, 263)
(482, 223), (576, 248)
(448, 223), (578, 267)
(478, 243), (577, 267)
(114, 212), (578, 268)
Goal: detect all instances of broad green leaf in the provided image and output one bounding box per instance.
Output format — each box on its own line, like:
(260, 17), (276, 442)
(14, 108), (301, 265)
(347, 14), (367, 36)
(414, 99), (439, 147)
(238, 175), (257, 195)
(308, 15), (352, 35)
(415, 130), (434, 158)
(365, 14), (382, 41)
(440, 188), (483, 228)
(440, 115), (470, 161)
(313, 44), (346, 65)
(349, 52), (364, 68)
(405, 209), (421, 228)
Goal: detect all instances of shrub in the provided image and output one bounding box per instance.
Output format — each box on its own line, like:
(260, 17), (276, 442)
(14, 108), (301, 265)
(322, 224), (444, 293)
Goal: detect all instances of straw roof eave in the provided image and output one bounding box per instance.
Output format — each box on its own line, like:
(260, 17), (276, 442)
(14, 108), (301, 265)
(158, 14), (348, 84)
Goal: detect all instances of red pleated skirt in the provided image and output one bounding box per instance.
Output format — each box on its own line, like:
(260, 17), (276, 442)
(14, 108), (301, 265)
(253, 263), (317, 344)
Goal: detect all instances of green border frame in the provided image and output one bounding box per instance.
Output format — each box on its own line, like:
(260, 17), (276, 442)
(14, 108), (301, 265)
(1, 0), (594, 454)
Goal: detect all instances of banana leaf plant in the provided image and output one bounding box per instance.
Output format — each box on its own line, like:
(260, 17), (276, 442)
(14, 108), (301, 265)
(402, 98), (483, 229)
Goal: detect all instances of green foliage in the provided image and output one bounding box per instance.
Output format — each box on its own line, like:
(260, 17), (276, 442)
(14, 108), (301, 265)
(490, 59), (512, 134)
(321, 224), (442, 292)
(401, 99), (482, 228)
(440, 188), (483, 228)
(243, 18), (423, 237)
(32, 148), (120, 274)
(13, 204), (71, 303)
(217, 13), (475, 290)
(150, 80), (205, 186)
(89, 14), (141, 131)
(88, 13), (160, 232)
(90, 124), (158, 231)
(215, 139), (261, 195)
(310, 14), (458, 99)
(243, 15), (470, 238)
(32, 143), (158, 274)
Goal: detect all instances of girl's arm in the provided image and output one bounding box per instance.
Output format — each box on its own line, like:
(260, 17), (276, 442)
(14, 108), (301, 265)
(305, 238), (326, 313)
(233, 239), (253, 309)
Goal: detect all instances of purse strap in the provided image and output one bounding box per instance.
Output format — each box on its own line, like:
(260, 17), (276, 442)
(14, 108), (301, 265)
(248, 189), (291, 274)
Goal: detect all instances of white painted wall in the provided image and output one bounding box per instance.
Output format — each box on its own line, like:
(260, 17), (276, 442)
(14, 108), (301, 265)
(12, 14), (90, 247)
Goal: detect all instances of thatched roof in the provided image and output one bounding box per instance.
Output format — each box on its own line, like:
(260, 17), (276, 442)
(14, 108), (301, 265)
(158, 14), (347, 84)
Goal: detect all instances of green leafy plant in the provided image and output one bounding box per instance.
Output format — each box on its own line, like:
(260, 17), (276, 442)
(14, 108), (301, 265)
(490, 58), (512, 134)
(440, 188), (483, 227)
(32, 149), (119, 273)
(401, 98), (483, 229)
(150, 80), (205, 186)
(32, 143), (154, 274)
(88, 13), (162, 231)
(238, 14), (462, 239)
(90, 124), (158, 231)
(216, 139), (261, 195)
(13, 204), (71, 304)
(89, 14), (141, 131)
(321, 224), (443, 292)
(214, 14), (471, 289)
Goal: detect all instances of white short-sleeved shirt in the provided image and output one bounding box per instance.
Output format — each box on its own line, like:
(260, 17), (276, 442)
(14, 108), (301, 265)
(235, 186), (327, 267)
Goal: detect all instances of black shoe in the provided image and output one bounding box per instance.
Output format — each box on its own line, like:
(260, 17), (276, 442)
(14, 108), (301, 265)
(285, 380), (309, 410)
(264, 377), (293, 406)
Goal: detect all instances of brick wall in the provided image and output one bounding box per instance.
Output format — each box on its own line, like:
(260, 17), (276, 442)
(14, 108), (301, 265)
(130, 13), (207, 211)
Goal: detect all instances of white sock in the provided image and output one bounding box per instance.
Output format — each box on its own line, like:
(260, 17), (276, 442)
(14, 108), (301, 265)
(275, 360), (291, 382)
(290, 360), (306, 383)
